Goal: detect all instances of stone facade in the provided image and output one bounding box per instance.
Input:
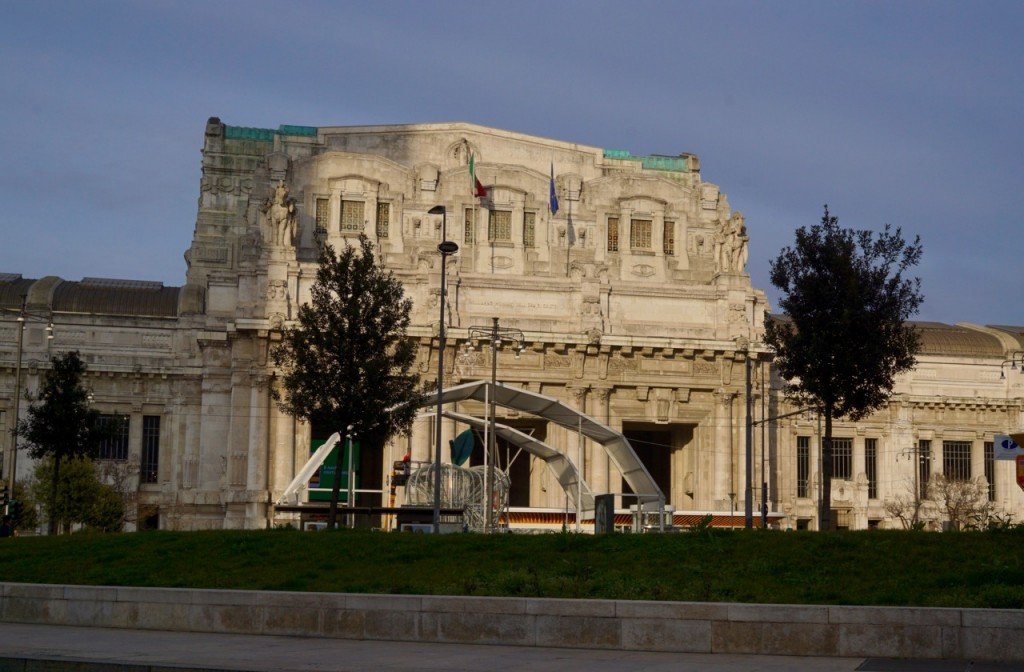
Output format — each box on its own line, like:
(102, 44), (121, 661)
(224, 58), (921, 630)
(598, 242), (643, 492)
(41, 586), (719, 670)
(1, 119), (1021, 531)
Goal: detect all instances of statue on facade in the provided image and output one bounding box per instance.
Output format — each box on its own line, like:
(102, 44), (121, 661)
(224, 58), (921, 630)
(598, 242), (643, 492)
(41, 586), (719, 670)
(261, 181), (297, 247)
(715, 212), (749, 273)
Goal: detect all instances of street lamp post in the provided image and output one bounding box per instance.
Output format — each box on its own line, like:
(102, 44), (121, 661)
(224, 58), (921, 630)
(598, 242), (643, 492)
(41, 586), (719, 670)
(465, 317), (524, 533)
(4, 295), (53, 512)
(429, 205), (459, 534)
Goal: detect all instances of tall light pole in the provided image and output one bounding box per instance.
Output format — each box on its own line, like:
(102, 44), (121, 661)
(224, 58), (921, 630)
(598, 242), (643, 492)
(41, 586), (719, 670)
(4, 295), (53, 512)
(429, 205), (458, 533)
(744, 349), (754, 529)
(465, 317), (524, 533)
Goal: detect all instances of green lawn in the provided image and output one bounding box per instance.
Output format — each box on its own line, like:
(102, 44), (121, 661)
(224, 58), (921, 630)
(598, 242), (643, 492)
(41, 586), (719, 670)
(1, 528), (1022, 608)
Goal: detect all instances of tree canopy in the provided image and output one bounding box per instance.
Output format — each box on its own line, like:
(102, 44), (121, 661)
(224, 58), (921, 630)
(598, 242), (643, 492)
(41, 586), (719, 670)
(272, 234), (420, 528)
(765, 206), (923, 529)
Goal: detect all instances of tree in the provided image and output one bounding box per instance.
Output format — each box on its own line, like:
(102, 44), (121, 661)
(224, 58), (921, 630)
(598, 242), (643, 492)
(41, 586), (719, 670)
(16, 351), (113, 535)
(272, 234), (420, 529)
(765, 206), (923, 530)
(30, 457), (125, 533)
(929, 475), (991, 531)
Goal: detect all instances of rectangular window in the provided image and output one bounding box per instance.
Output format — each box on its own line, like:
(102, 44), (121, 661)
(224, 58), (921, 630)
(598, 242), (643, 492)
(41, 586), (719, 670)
(488, 210), (512, 242)
(375, 202), (389, 238)
(607, 216), (619, 252)
(315, 198), (331, 242)
(96, 414), (129, 461)
(141, 415), (160, 484)
(464, 208), (475, 244)
(865, 438), (878, 499)
(797, 436), (810, 498)
(919, 439), (932, 499)
(630, 218), (652, 249)
(523, 212), (535, 247)
(831, 437), (853, 480)
(663, 220), (675, 255)
(943, 440), (972, 481)
(984, 441), (996, 501)
(340, 199), (364, 232)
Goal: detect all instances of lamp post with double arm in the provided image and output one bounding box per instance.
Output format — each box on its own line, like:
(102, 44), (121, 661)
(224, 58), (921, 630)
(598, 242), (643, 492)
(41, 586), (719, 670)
(464, 317), (524, 533)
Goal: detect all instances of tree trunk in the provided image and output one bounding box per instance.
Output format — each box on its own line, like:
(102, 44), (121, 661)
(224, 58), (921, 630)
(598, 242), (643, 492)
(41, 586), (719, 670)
(326, 423), (349, 531)
(820, 408), (833, 531)
(48, 455), (62, 536)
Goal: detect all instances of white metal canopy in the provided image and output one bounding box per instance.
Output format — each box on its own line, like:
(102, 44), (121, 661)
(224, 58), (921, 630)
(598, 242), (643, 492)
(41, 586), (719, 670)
(425, 409), (596, 514)
(278, 380), (665, 511)
(426, 380), (664, 508)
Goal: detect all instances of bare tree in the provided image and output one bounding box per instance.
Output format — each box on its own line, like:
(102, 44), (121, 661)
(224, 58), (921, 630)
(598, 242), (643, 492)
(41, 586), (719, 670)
(929, 475), (991, 531)
(883, 477), (928, 530)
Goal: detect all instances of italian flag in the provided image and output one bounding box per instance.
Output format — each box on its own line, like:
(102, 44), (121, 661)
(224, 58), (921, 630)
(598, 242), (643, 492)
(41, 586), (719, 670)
(469, 154), (487, 198)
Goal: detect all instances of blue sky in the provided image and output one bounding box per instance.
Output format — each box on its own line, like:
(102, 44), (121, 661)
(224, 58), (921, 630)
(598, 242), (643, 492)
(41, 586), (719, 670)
(1, 1), (1021, 325)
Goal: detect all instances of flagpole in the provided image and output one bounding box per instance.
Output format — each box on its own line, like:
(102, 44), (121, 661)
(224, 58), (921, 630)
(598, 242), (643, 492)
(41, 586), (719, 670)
(565, 196), (572, 277)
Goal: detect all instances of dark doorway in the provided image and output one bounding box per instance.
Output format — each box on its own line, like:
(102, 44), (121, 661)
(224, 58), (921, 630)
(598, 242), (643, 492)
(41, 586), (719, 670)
(621, 424), (672, 499)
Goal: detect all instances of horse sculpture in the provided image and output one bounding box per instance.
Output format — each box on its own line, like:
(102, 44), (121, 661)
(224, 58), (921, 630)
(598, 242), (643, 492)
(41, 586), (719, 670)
(262, 181), (297, 246)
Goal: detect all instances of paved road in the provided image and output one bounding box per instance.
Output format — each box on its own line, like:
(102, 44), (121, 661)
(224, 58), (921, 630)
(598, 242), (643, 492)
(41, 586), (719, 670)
(0, 623), (1013, 672)
(0, 622), (863, 672)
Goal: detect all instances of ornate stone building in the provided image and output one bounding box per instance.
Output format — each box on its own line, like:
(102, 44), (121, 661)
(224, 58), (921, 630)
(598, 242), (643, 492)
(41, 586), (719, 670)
(1, 119), (1021, 531)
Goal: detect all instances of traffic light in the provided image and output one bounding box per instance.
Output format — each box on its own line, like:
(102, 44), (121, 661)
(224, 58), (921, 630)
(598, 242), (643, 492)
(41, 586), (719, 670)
(0, 486), (8, 508)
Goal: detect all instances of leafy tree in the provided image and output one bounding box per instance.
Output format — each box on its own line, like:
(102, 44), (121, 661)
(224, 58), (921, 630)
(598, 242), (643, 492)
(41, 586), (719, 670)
(16, 351), (112, 534)
(765, 206), (923, 530)
(272, 234), (420, 529)
(30, 456), (125, 533)
(9, 480), (39, 533)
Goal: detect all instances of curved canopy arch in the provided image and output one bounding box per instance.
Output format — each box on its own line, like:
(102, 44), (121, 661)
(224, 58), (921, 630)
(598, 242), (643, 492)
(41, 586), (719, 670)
(427, 380), (664, 508)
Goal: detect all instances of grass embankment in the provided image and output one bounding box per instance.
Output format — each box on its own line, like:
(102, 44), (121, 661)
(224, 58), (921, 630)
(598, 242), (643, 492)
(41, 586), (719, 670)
(1, 528), (1022, 608)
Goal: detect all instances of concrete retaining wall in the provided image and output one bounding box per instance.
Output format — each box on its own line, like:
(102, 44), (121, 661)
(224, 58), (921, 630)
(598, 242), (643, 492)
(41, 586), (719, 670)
(1, 583), (1022, 662)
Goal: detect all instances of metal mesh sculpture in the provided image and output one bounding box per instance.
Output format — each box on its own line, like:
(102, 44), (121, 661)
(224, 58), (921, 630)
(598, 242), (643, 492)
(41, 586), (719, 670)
(404, 464), (510, 532)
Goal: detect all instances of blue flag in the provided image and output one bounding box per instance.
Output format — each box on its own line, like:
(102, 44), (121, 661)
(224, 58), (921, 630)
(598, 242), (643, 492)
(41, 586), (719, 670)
(549, 162), (559, 215)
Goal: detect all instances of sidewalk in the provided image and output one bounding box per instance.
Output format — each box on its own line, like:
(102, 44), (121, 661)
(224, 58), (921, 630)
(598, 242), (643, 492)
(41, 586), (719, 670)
(0, 622), (869, 672)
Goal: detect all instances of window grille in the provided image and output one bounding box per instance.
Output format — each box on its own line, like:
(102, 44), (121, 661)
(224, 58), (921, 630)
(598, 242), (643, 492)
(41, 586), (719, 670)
(376, 202), (389, 238)
(663, 220), (675, 255)
(630, 219), (652, 249)
(489, 210), (511, 242)
(865, 438), (878, 499)
(464, 208), (475, 244)
(315, 198), (330, 243)
(340, 200), (364, 232)
(607, 217), (619, 252)
(984, 441), (995, 501)
(141, 415), (160, 484)
(832, 437), (852, 480)
(96, 414), (129, 461)
(943, 440), (972, 481)
(523, 212), (535, 247)
(797, 436), (809, 498)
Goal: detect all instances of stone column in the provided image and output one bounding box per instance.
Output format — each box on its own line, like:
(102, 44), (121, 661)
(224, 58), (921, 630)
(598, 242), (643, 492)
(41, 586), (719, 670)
(568, 386), (589, 517)
(591, 387), (612, 494)
(713, 390), (737, 510)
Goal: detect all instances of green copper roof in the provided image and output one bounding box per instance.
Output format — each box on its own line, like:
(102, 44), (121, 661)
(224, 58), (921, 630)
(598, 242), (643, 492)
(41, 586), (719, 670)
(224, 125), (319, 141)
(603, 149), (690, 173)
(277, 124), (317, 137)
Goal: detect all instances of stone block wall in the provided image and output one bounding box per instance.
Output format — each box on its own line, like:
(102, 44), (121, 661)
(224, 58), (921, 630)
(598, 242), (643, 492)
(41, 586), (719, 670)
(1, 583), (1022, 662)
